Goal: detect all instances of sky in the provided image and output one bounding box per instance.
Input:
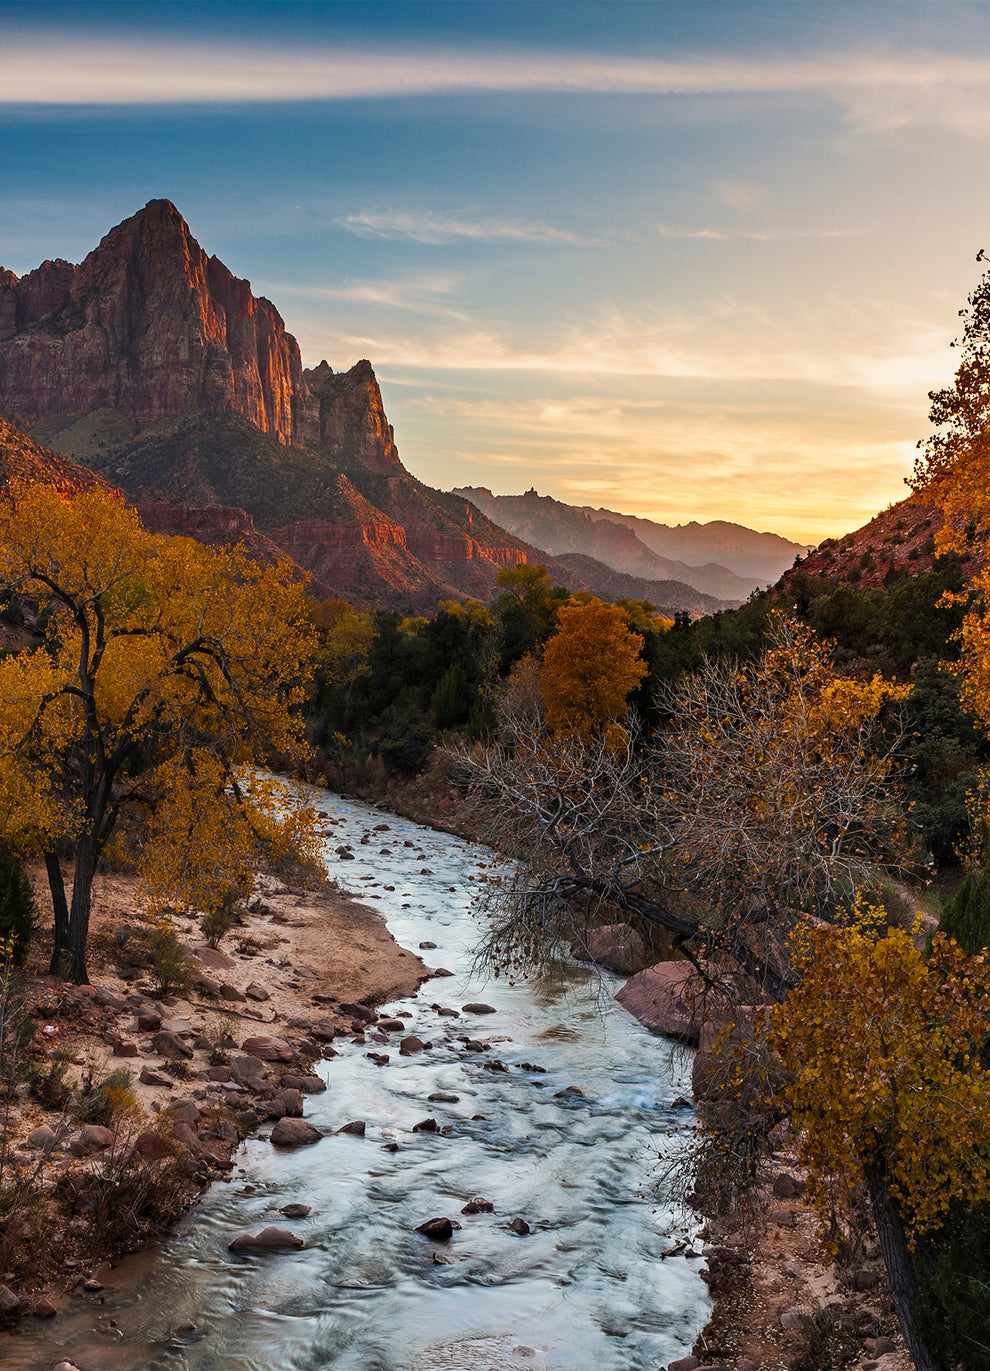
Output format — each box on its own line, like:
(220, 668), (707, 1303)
(3, 2), (990, 542)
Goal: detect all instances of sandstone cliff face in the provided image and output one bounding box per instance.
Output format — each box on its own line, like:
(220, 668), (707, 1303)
(0, 201), (401, 466)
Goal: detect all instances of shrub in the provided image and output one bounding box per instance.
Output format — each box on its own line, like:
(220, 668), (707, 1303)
(149, 926), (193, 996)
(0, 844), (34, 966)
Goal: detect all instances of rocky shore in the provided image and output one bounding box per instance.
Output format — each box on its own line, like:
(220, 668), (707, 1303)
(1, 784), (918, 1371)
(0, 829), (439, 1330)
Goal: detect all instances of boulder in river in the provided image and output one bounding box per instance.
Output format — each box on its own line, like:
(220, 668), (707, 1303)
(462, 1003), (496, 1015)
(270, 1118), (321, 1148)
(280, 1203), (312, 1218)
(399, 1035), (426, 1056)
(412, 1117), (438, 1133)
(508, 1217), (531, 1235)
(416, 1216), (454, 1241)
(615, 963), (702, 1044)
(461, 1196), (494, 1214)
(228, 1226), (305, 1252)
(570, 922), (659, 975)
(336, 1120), (366, 1136)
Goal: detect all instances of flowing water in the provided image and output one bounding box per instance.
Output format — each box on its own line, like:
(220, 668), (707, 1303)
(6, 793), (708, 1371)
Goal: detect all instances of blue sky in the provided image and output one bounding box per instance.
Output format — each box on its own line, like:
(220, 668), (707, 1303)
(3, 1), (990, 540)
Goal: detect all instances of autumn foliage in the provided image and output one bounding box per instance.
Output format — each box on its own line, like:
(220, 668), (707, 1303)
(771, 904), (990, 1239)
(0, 482), (320, 982)
(538, 598), (647, 739)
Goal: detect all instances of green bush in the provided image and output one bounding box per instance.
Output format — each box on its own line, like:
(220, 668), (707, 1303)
(0, 845), (35, 966)
(913, 1201), (990, 1370)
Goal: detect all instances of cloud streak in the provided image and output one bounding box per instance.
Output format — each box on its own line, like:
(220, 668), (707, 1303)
(4, 35), (990, 135)
(339, 209), (588, 245)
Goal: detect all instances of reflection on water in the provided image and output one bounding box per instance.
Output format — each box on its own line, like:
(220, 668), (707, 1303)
(5, 794), (708, 1371)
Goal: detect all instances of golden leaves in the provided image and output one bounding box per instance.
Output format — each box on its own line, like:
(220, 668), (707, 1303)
(770, 900), (990, 1237)
(538, 598), (647, 741)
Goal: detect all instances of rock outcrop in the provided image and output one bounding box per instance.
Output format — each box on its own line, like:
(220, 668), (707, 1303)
(0, 201), (734, 614)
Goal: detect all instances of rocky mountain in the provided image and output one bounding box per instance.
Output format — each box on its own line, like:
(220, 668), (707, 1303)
(551, 554), (731, 617)
(773, 496), (976, 595)
(0, 413), (113, 495)
(0, 202), (547, 611)
(0, 200), (761, 617)
(576, 504), (810, 584)
(453, 487), (775, 601)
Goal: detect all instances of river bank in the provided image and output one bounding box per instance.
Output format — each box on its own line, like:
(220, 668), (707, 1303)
(1, 792), (708, 1371)
(1, 774), (916, 1371)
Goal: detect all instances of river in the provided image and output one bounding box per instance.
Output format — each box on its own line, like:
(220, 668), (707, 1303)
(7, 792), (708, 1371)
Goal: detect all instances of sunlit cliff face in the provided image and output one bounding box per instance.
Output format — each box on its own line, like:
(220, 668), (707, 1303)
(2, 2), (988, 542)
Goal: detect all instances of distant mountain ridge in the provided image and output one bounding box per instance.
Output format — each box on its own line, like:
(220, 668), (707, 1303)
(578, 504), (811, 582)
(452, 486), (801, 601)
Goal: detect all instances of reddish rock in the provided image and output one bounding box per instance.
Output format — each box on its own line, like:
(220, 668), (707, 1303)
(399, 1036), (427, 1056)
(336, 1120), (366, 1136)
(245, 983), (270, 1002)
(193, 945), (238, 971)
(462, 1003), (496, 1015)
(112, 1038), (139, 1057)
(137, 1012), (162, 1032)
(134, 1129), (174, 1160)
(32, 1297), (57, 1318)
(339, 1002), (376, 1023)
(270, 1117), (321, 1148)
(228, 1226), (305, 1252)
(219, 983), (248, 1003)
(416, 1217), (454, 1241)
(280, 1203), (312, 1219)
(772, 1172), (807, 1200)
(69, 1124), (113, 1156)
(461, 1197), (494, 1214)
(280, 1072), (326, 1094)
(310, 1019), (336, 1041)
(508, 1217), (531, 1235)
(139, 1067), (175, 1088)
(272, 1088), (304, 1117)
(241, 1035), (293, 1062)
(151, 1029), (194, 1060)
(615, 963), (702, 1044)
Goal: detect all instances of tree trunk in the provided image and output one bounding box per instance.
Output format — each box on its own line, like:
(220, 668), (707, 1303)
(44, 852), (70, 977)
(65, 835), (97, 985)
(862, 1157), (943, 1371)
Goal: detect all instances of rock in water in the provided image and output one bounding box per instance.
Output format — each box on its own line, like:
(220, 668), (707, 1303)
(228, 1226), (305, 1252)
(270, 1118), (321, 1148)
(416, 1217), (454, 1241)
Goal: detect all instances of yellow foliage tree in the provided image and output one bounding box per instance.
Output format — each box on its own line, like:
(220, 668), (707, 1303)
(770, 904), (990, 1370)
(538, 598), (647, 739)
(663, 611), (911, 918)
(0, 482), (320, 983)
(913, 261), (990, 748)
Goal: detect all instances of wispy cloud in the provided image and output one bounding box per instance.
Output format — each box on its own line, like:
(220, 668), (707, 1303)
(4, 36), (990, 137)
(338, 209), (588, 245)
(267, 272), (465, 316)
(298, 298), (956, 402)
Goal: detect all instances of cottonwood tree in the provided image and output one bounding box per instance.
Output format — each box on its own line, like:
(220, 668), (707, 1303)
(0, 482), (320, 983)
(461, 611), (909, 997)
(538, 598), (647, 739)
(770, 904), (990, 1371)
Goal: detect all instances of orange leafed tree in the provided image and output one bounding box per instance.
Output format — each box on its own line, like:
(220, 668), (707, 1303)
(0, 482), (320, 984)
(538, 598), (647, 738)
(770, 904), (990, 1371)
